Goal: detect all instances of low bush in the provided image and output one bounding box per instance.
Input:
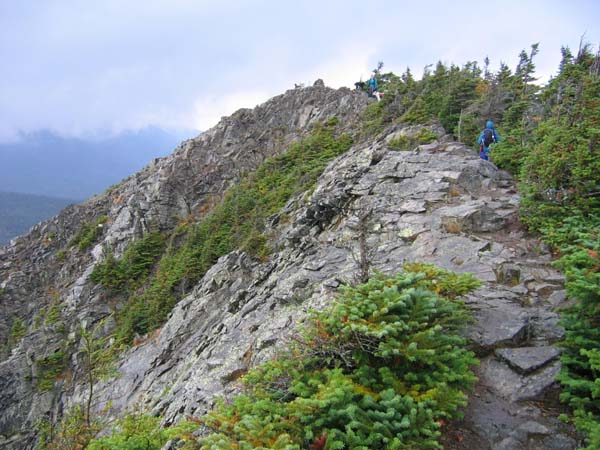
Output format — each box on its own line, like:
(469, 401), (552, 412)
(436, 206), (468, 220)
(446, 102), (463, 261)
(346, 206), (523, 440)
(36, 350), (67, 392)
(9, 317), (26, 343)
(198, 266), (479, 449)
(387, 128), (439, 151)
(544, 215), (600, 450)
(70, 216), (109, 251)
(91, 232), (166, 293)
(86, 413), (198, 450)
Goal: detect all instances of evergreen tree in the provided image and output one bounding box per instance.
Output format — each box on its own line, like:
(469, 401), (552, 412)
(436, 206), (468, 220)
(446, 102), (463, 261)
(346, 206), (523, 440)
(198, 267), (479, 449)
(520, 43), (600, 219)
(438, 63), (479, 136)
(421, 61), (450, 118)
(492, 44), (541, 174)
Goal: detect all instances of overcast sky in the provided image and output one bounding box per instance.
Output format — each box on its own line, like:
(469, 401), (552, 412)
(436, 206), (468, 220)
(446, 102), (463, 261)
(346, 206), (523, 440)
(1, 0), (599, 143)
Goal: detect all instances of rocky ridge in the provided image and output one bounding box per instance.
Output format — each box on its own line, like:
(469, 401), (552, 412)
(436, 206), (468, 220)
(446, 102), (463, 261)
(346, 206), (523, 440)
(0, 82), (368, 449)
(0, 83), (578, 449)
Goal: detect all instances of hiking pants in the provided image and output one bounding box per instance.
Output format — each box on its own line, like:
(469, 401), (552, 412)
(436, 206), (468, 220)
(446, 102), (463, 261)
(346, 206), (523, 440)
(480, 145), (490, 160)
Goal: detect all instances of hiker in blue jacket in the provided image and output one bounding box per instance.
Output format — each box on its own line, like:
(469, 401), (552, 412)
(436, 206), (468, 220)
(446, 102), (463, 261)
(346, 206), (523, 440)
(477, 120), (500, 160)
(367, 74), (378, 97)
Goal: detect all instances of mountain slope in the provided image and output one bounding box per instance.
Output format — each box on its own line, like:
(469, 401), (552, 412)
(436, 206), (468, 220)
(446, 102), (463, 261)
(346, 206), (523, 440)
(0, 83), (369, 449)
(89, 133), (576, 450)
(0, 83), (577, 449)
(0, 191), (76, 245)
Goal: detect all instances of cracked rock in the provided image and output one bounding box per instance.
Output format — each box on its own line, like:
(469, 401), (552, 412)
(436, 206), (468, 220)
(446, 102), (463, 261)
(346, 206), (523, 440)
(495, 346), (561, 374)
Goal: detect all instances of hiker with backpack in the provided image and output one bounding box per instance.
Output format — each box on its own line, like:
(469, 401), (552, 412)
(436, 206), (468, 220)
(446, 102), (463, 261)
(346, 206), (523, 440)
(478, 120), (500, 160)
(354, 79), (366, 91)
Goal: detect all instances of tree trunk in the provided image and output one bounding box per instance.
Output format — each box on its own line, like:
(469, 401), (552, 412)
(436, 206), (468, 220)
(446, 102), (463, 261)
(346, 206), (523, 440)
(457, 109), (464, 142)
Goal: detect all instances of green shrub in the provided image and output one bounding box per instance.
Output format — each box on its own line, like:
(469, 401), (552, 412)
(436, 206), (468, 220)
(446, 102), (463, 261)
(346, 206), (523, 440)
(56, 249), (67, 262)
(36, 350), (66, 392)
(489, 137), (526, 176)
(86, 413), (198, 450)
(4, 317), (27, 355)
(387, 135), (410, 151)
(542, 215), (600, 449)
(91, 232), (166, 293)
(44, 301), (62, 325)
(501, 46), (600, 447)
(198, 267), (479, 449)
(454, 112), (481, 149)
(525, 63), (599, 212)
(402, 262), (482, 298)
(362, 101), (387, 136)
(70, 216), (109, 251)
(415, 128), (438, 144)
(387, 129), (438, 151)
(400, 96), (430, 125)
(9, 317), (26, 343)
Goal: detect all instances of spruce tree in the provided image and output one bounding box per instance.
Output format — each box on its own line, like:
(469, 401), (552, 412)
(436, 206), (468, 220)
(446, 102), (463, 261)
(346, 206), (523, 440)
(198, 267), (479, 450)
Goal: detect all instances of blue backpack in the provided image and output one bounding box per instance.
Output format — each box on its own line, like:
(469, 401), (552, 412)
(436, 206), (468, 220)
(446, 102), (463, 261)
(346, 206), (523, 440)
(483, 129), (495, 146)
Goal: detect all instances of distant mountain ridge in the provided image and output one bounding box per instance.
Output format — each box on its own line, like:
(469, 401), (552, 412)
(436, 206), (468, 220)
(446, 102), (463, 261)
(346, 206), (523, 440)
(0, 191), (76, 245)
(0, 126), (195, 199)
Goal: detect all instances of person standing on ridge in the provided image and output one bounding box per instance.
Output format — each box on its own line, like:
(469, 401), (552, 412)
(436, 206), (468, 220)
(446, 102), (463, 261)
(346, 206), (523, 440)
(367, 74), (378, 98)
(478, 120), (500, 160)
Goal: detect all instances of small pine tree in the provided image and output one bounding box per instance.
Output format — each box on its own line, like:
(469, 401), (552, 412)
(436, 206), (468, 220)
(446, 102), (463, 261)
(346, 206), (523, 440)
(78, 320), (117, 426)
(198, 267), (480, 449)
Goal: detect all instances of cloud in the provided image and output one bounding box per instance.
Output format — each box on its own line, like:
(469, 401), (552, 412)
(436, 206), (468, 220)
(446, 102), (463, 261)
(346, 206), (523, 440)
(191, 90), (272, 131)
(190, 42), (374, 131)
(0, 0), (599, 142)
(299, 44), (375, 89)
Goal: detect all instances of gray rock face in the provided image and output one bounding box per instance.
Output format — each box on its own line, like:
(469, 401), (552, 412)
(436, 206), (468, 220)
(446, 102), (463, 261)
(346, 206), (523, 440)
(0, 85), (577, 449)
